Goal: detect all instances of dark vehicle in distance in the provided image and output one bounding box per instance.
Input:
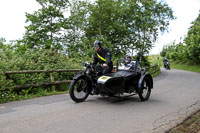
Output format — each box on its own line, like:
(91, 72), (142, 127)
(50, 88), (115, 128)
(164, 61), (170, 70)
(69, 59), (153, 103)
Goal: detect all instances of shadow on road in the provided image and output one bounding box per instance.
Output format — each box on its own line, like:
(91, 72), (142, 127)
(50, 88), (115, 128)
(82, 94), (162, 106)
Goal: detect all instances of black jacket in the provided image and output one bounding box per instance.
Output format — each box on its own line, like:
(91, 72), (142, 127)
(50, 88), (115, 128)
(163, 58), (169, 63)
(93, 48), (113, 67)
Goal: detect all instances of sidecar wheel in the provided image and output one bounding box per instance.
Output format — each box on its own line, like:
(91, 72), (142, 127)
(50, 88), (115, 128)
(69, 77), (89, 103)
(138, 77), (151, 101)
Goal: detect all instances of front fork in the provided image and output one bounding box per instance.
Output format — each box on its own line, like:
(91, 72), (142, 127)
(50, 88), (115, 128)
(90, 76), (99, 95)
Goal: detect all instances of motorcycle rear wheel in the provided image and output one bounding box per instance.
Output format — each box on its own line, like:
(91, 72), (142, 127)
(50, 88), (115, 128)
(69, 77), (89, 103)
(167, 65), (170, 70)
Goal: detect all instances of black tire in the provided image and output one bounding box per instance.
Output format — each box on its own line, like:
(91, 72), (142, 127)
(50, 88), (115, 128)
(168, 65), (170, 70)
(69, 76), (89, 103)
(138, 77), (151, 101)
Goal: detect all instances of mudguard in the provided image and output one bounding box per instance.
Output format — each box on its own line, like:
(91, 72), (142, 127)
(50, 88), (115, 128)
(73, 73), (85, 80)
(72, 74), (92, 92)
(138, 72), (153, 89)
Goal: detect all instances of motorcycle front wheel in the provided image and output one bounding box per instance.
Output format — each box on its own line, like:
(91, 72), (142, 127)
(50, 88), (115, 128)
(69, 76), (89, 103)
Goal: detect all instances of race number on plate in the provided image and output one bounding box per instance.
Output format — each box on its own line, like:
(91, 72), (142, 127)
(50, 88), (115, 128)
(98, 76), (111, 83)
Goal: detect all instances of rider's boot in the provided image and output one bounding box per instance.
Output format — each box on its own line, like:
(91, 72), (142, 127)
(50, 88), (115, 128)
(90, 85), (99, 95)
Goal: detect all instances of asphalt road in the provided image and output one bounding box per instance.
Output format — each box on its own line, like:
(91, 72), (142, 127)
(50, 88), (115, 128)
(0, 68), (200, 133)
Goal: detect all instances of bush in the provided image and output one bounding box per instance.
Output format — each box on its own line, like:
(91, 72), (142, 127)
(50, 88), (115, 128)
(0, 49), (84, 96)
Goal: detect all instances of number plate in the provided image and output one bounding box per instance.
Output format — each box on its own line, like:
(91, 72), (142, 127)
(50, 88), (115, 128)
(97, 76), (111, 84)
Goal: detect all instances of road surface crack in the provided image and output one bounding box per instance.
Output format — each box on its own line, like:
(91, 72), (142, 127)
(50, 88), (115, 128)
(152, 100), (200, 133)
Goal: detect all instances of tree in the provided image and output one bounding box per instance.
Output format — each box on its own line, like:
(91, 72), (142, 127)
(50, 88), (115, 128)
(0, 38), (6, 51)
(163, 12), (200, 65)
(21, 0), (175, 61)
(65, 0), (91, 57)
(160, 45), (168, 57)
(22, 0), (70, 50)
(132, 0), (175, 55)
(69, 0), (175, 58)
(185, 12), (200, 64)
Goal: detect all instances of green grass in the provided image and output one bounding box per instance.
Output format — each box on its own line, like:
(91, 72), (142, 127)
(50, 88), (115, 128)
(167, 109), (200, 133)
(151, 69), (161, 78)
(149, 55), (200, 73)
(171, 63), (200, 73)
(0, 90), (68, 104)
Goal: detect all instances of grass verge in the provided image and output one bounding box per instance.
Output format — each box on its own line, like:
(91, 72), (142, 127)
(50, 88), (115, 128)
(171, 63), (200, 73)
(0, 90), (68, 104)
(151, 68), (161, 78)
(167, 109), (200, 133)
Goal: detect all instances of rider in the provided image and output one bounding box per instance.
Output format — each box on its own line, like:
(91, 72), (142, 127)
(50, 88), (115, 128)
(93, 40), (113, 75)
(163, 56), (169, 68)
(124, 55), (135, 70)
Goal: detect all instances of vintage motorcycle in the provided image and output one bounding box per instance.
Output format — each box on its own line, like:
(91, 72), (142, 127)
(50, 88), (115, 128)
(69, 59), (153, 103)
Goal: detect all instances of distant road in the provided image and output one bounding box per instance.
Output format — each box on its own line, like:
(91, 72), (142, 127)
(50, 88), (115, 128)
(0, 68), (200, 133)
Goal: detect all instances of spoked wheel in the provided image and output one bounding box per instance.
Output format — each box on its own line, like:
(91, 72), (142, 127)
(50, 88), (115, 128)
(138, 77), (151, 101)
(69, 76), (89, 103)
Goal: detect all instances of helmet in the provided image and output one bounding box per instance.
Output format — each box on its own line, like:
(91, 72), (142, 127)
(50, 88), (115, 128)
(94, 40), (101, 47)
(125, 55), (132, 64)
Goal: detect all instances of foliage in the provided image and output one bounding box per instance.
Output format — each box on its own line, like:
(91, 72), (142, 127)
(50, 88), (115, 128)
(0, 89), (67, 104)
(15, 0), (175, 63)
(184, 13), (200, 63)
(160, 12), (200, 65)
(0, 38), (6, 50)
(22, 0), (70, 50)
(133, 53), (150, 66)
(0, 48), (83, 95)
(68, 0), (175, 58)
(147, 64), (161, 78)
(148, 54), (163, 66)
(160, 45), (168, 57)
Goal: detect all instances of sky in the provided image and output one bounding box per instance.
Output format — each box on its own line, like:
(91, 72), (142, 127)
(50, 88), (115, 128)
(151, 0), (200, 54)
(0, 0), (40, 41)
(0, 0), (200, 55)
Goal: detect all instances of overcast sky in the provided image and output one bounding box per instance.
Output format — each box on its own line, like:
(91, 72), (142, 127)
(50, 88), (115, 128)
(0, 0), (200, 54)
(151, 0), (200, 54)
